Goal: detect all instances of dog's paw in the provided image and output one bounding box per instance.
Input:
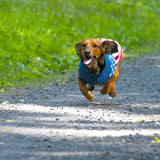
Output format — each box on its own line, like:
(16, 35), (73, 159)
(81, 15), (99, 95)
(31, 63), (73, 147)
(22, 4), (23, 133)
(109, 92), (117, 97)
(87, 91), (94, 102)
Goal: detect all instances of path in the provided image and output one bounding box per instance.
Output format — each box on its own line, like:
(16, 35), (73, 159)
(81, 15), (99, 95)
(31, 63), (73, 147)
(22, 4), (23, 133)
(0, 56), (160, 160)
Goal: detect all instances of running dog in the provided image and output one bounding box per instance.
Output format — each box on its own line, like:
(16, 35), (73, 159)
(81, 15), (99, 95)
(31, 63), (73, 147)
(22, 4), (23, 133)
(75, 38), (123, 101)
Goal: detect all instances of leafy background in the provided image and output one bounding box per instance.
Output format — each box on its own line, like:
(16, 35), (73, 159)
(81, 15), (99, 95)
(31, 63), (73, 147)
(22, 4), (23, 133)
(0, 0), (160, 86)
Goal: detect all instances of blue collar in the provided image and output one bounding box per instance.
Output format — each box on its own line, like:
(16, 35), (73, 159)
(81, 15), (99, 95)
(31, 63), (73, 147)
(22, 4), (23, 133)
(79, 54), (116, 85)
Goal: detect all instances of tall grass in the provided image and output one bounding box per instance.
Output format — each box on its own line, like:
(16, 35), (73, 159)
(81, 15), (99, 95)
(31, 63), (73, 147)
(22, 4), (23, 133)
(0, 0), (160, 86)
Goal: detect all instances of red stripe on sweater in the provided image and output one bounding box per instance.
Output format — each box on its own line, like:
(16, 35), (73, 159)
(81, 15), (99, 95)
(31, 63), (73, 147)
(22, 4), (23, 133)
(115, 54), (119, 61)
(119, 48), (123, 61)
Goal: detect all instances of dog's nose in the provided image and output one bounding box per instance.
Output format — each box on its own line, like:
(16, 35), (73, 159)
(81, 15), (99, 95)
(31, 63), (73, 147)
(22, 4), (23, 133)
(85, 49), (91, 56)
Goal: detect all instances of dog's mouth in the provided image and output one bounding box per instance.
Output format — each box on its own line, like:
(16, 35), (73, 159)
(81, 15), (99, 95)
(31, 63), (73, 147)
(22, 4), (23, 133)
(83, 56), (96, 65)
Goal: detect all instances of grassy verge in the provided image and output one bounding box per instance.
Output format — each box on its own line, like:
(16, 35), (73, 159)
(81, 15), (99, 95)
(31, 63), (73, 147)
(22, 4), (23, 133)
(0, 0), (160, 86)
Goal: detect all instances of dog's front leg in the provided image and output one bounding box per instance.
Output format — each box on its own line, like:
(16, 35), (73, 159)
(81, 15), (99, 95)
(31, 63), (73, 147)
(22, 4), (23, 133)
(78, 74), (94, 101)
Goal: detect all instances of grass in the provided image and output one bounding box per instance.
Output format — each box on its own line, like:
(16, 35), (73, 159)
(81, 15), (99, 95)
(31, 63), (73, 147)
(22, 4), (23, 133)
(0, 0), (160, 86)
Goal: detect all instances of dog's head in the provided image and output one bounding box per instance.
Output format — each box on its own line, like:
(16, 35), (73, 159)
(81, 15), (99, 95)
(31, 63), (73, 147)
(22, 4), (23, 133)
(75, 38), (118, 74)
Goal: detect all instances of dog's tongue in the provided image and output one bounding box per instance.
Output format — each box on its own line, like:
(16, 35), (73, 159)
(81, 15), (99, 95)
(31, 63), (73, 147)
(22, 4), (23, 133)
(83, 58), (92, 65)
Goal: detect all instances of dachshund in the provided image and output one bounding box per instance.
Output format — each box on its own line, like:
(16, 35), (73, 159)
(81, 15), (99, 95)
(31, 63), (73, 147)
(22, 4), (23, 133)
(75, 38), (123, 102)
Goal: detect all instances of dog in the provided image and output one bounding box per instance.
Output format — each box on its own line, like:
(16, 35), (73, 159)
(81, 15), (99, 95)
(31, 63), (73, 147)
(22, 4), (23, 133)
(75, 38), (123, 102)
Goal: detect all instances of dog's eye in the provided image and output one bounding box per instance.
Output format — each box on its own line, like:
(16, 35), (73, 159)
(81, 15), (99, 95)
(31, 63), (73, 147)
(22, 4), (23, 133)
(82, 44), (86, 47)
(93, 44), (98, 48)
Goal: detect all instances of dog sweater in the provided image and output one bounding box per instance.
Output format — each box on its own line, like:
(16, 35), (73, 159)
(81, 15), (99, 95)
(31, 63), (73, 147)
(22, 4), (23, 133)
(78, 38), (123, 85)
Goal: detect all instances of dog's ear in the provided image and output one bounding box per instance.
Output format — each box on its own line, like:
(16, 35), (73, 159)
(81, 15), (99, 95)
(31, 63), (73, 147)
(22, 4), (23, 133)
(102, 41), (118, 54)
(75, 41), (82, 59)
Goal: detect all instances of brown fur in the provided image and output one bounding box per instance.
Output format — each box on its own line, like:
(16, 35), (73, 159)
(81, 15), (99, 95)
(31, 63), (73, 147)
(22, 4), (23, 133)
(75, 38), (120, 102)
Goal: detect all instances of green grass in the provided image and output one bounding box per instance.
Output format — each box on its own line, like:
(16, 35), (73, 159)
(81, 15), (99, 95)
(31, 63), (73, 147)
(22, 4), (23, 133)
(0, 0), (160, 86)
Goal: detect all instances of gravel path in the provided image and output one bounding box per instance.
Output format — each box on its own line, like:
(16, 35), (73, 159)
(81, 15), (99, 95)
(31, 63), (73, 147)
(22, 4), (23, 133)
(0, 56), (160, 160)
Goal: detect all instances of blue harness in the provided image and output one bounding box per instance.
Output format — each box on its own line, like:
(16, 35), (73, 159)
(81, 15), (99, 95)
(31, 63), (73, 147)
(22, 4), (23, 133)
(79, 54), (116, 85)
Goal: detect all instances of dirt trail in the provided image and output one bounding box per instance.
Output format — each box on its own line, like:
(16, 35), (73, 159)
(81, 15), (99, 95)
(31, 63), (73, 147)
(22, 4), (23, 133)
(0, 56), (160, 160)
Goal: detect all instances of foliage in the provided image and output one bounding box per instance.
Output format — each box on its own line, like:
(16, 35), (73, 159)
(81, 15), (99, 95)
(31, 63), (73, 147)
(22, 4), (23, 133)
(0, 0), (160, 86)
